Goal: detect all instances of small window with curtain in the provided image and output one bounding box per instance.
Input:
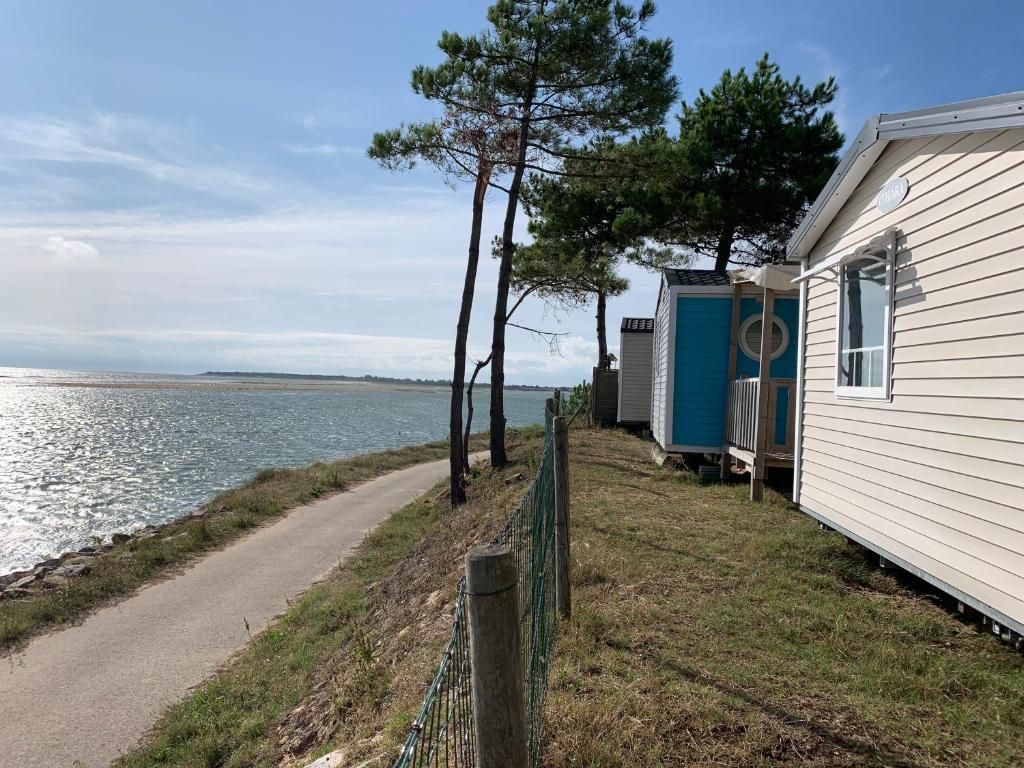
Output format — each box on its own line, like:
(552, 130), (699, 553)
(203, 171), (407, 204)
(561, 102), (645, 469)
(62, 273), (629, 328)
(836, 251), (892, 399)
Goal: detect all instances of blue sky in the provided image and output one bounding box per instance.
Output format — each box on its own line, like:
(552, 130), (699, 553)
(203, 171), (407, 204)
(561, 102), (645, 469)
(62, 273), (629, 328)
(0, 0), (1020, 384)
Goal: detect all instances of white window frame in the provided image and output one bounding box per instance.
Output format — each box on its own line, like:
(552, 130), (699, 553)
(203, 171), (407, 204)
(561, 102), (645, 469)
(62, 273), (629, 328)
(738, 314), (789, 362)
(834, 233), (896, 401)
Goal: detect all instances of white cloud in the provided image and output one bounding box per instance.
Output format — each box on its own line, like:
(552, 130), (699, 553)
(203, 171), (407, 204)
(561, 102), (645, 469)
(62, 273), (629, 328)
(281, 143), (362, 157)
(0, 112), (270, 202)
(42, 235), (99, 262)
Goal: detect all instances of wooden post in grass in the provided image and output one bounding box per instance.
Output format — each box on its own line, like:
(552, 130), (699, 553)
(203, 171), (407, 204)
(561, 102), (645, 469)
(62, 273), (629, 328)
(553, 387), (561, 415)
(721, 282), (743, 480)
(751, 287), (776, 501)
(553, 415), (571, 619)
(465, 545), (528, 768)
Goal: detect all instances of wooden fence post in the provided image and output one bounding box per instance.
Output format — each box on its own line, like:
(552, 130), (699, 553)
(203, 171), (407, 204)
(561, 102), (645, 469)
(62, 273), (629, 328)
(465, 545), (528, 768)
(751, 287), (776, 501)
(553, 415), (571, 619)
(553, 388), (561, 415)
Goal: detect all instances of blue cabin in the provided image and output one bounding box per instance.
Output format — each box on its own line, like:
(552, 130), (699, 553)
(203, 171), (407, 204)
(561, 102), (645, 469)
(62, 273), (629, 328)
(651, 266), (800, 496)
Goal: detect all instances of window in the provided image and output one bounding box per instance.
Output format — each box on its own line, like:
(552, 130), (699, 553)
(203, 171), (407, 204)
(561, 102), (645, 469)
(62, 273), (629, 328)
(836, 252), (892, 398)
(739, 315), (789, 361)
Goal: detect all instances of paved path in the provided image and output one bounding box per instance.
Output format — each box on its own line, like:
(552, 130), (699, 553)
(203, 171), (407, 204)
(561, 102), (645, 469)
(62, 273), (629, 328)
(0, 456), (474, 768)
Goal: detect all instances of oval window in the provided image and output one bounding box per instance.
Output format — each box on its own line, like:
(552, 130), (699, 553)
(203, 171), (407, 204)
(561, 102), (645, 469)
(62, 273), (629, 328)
(739, 315), (789, 361)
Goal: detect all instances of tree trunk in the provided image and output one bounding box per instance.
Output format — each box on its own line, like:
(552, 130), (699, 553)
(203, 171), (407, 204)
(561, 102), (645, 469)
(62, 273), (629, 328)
(714, 226), (735, 272)
(449, 168), (490, 505)
(462, 354), (491, 476)
(489, 59), (539, 469)
(595, 289), (608, 369)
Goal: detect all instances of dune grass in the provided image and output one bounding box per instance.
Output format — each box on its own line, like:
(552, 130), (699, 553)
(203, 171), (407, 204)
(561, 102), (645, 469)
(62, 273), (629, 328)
(0, 434), (488, 652)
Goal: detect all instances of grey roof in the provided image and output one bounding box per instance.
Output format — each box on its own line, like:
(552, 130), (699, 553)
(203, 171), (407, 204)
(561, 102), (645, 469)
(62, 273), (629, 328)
(788, 91), (1024, 262)
(621, 317), (654, 333)
(663, 268), (731, 287)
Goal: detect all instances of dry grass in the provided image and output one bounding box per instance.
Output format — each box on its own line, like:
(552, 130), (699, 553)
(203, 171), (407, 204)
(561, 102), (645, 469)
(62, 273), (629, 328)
(545, 428), (1024, 768)
(0, 434), (488, 652)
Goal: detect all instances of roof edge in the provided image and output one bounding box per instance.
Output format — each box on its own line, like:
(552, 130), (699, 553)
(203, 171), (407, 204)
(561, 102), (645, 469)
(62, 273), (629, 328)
(787, 91), (1024, 262)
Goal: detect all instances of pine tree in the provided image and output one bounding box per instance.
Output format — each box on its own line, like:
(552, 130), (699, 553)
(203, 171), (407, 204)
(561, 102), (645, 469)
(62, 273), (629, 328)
(636, 55), (844, 270)
(368, 66), (517, 505)
(459, 0), (677, 466)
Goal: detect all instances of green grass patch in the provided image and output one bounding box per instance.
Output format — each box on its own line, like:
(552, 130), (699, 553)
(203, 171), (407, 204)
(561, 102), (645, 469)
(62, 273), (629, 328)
(544, 429), (1024, 767)
(0, 434), (490, 652)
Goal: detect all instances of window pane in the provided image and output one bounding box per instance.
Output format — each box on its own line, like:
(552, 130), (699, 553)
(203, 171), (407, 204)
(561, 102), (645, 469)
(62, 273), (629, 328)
(744, 318), (784, 357)
(838, 257), (887, 388)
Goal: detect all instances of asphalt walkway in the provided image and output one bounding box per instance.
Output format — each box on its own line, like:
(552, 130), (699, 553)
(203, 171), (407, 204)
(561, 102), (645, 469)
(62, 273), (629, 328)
(0, 456), (470, 768)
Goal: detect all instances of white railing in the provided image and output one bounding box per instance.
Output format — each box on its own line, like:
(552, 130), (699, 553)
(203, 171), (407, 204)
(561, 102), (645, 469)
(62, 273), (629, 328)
(726, 378), (759, 452)
(726, 378), (797, 455)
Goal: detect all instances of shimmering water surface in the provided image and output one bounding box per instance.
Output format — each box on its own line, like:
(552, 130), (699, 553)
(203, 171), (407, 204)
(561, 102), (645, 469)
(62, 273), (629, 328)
(0, 367), (548, 573)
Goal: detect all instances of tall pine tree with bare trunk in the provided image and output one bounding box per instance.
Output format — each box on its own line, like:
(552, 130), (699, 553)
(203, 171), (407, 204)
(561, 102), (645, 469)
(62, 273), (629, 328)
(369, 71), (517, 504)
(443, 0), (676, 466)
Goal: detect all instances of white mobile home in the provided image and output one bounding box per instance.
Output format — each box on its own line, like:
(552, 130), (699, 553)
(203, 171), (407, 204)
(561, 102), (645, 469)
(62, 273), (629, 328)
(617, 317), (654, 427)
(789, 92), (1024, 637)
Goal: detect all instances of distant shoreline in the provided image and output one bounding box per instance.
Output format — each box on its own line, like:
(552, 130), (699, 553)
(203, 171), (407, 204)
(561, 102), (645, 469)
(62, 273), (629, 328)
(200, 370), (560, 391)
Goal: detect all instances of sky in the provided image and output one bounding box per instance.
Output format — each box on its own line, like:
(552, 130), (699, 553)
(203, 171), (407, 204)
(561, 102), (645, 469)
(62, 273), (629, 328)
(0, 1), (1020, 385)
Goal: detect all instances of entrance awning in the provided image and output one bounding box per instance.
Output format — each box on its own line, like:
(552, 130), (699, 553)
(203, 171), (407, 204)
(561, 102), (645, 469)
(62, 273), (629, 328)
(733, 264), (800, 292)
(792, 229), (898, 284)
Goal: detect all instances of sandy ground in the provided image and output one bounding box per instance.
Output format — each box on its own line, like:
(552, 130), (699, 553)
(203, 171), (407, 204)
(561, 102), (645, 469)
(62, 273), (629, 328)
(0, 455), (480, 768)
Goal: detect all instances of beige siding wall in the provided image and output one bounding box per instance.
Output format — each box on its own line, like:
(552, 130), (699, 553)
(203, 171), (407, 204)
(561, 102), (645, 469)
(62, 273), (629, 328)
(651, 284), (671, 447)
(618, 332), (654, 422)
(799, 127), (1024, 627)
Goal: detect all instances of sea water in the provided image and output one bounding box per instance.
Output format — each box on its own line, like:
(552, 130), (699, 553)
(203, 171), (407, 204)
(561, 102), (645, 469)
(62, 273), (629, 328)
(0, 367), (549, 573)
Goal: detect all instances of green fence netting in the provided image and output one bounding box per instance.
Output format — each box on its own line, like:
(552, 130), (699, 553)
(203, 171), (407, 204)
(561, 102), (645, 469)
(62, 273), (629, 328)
(394, 401), (559, 768)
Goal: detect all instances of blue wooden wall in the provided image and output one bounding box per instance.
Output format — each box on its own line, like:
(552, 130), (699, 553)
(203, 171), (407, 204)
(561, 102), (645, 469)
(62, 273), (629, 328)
(670, 294), (798, 448)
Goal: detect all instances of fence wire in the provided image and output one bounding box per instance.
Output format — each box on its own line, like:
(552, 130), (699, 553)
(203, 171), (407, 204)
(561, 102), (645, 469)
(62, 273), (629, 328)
(394, 401), (559, 768)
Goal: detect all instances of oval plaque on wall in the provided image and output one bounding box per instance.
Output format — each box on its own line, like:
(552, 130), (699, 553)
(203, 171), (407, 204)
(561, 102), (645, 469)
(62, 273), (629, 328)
(876, 176), (910, 213)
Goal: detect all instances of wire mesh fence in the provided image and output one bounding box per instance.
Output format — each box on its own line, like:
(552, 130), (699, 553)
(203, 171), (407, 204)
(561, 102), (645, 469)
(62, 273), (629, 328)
(394, 401), (559, 768)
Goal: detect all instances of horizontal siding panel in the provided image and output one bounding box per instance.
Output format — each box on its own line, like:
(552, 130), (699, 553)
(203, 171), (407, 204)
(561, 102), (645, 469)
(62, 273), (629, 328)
(821, 132), (1003, 238)
(802, 453), (1024, 534)
(800, 485), (1024, 619)
(802, 401), (1024, 442)
(892, 334), (1024, 363)
(812, 133), (1024, 258)
(803, 415), (1024, 465)
(892, 357), (1024, 379)
(805, 314), (837, 335)
(803, 389), (1024, 421)
(803, 463), (1024, 572)
(894, 291), (1021, 331)
(805, 300), (839, 324)
(896, 311), (1024, 347)
(801, 434), (1023, 508)
(802, 427), (1024, 487)
(890, 377), (1024, 399)
(807, 198), (1024, 308)
(894, 221), (1024, 286)
(895, 265), (1024, 317)
(837, 135), (956, 210)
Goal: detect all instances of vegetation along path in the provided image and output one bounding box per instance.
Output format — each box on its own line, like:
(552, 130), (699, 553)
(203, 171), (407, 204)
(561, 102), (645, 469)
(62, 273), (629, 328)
(0, 454), (481, 768)
(103, 427), (1024, 768)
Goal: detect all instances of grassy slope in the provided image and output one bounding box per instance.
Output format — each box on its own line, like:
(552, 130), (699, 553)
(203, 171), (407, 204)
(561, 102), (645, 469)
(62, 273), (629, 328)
(111, 427), (1022, 767)
(546, 429), (1024, 767)
(0, 434), (487, 652)
(114, 427), (544, 768)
